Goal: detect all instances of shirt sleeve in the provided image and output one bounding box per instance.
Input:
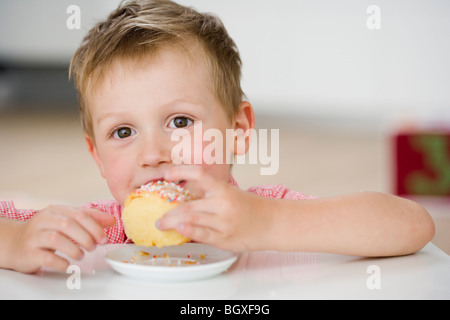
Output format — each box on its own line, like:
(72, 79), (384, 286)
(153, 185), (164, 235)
(0, 201), (39, 221)
(247, 184), (318, 200)
(81, 200), (129, 244)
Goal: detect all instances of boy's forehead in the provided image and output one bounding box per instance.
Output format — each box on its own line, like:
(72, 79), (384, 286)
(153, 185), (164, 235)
(88, 43), (209, 94)
(85, 44), (217, 116)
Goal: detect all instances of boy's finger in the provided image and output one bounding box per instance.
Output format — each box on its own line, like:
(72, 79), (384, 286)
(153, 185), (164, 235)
(37, 230), (85, 261)
(69, 208), (111, 245)
(175, 222), (217, 245)
(157, 205), (221, 233)
(85, 209), (116, 229)
(51, 215), (98, 251)
(41, 208), (103, 250)
(38, 250), (70, 272)
(165, 165), (224, 197)
(183, 180), (205, 200)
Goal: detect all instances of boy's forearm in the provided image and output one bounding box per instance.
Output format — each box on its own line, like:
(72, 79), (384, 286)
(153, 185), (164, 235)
(260, 192), (435, 257)
(0, 218), (22, 270)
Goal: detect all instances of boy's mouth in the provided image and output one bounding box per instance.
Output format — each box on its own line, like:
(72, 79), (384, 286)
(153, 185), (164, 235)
(175, 180), (188, 188)
(138, 178), (187, 190)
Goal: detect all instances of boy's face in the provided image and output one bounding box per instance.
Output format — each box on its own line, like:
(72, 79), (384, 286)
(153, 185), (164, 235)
(85, 45), (241, 205)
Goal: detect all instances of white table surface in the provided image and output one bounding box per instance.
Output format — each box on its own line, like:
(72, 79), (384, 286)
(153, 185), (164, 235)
(1, 243), (449, 300)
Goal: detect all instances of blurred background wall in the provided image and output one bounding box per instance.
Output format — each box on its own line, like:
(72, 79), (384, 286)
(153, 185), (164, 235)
(1, 0), (450, 121)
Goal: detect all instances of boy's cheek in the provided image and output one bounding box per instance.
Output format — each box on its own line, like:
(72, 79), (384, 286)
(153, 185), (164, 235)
(101, 159), (132, 202)
(171, 129), (232, 166)
(106, 180), (129, 206)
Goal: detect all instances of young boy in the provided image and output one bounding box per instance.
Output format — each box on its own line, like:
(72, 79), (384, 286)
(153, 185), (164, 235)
(0, 0), (434, 274)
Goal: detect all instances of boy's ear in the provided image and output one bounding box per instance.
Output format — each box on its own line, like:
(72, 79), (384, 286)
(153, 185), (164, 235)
(84, 134), (106, 179)
(232, 101), (255, 155)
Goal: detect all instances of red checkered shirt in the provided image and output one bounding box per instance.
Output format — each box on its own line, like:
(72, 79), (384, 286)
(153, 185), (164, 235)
(0, 177), (316, 244)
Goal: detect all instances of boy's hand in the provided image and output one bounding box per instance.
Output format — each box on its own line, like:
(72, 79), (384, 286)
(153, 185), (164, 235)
(157, 166), (272, 252)
(8, 206), (115, 274)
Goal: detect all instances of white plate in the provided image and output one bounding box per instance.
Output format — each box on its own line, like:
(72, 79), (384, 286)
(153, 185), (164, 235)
(105, 243), (238, 282)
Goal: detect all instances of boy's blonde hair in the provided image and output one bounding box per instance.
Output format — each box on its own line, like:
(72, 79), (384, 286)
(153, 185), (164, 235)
(69, 0), (244, 138)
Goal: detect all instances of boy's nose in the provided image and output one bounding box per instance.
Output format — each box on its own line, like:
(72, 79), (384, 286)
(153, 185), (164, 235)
(136, 131), (172, 167)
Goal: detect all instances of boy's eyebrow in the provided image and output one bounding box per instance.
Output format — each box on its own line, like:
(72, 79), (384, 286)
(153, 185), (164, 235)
(161, 98), (202, 109)
(96, 111), (129, 125)
(95, 99), (203, 125)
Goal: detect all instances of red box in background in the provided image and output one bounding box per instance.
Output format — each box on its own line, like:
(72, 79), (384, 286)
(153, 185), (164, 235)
(394, 130), (450, 197)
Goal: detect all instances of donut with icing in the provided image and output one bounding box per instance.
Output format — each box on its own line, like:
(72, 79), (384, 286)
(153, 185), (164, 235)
(122, 181), (190, 247)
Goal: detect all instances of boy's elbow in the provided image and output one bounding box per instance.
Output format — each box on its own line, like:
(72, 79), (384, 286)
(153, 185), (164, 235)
(409, 201), (435, 253)
(421, 205), (435, 244)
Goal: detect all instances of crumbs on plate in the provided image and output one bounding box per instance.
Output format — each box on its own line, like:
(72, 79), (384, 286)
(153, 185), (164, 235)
(122, 250), (206, 267)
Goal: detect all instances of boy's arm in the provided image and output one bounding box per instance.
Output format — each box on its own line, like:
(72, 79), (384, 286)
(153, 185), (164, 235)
(158, 166), (435, 257)
(0, 217), (23, 270)
(0, 201), (36, 270)
(260, 192), (435, 256)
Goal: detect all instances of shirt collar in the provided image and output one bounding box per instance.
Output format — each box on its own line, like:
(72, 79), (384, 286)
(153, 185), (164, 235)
(228, 175), (240, 188)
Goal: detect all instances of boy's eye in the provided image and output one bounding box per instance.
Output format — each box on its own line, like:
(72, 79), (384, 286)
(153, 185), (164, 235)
(169, 116), (193, 128)
(113, 127), (136, 139)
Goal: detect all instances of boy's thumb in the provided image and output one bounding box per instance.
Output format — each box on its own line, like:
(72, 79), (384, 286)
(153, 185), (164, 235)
(89, 210), (116, 228)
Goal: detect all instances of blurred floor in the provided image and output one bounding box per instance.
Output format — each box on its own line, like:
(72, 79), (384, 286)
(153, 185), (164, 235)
(0, 109), (448, 254)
